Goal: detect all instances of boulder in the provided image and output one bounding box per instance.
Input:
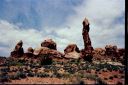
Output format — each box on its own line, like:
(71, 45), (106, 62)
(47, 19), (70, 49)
(33, 47), (64, 58)
(10, 40), (24, 57)
(27, 47), (34, 53)
(64, 44), (80, 54)
(41, 39), (57, 50)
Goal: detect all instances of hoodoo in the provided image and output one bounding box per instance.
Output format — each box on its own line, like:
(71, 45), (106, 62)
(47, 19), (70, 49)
(81, 18), (93, 62)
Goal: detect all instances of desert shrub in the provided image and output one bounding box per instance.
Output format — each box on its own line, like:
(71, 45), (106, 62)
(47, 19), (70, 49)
(109, 76), (113, 80)
(36, 72), (49, 77)
(39, 54), (53, 65)
(62, 72), (71, 78)
(95, 77), (107, 85)
(8, 60), (17, 66)
(52, 72), (63, 78)
(18, 59), (26, 64)
(113, 75), (118, 78)
(116, 81), (123, 85)
(84, 74), (98, 80)
(104, 78), (108, 80)
(9, 74), (19, 80)
(16, 71), (26, 79)
(0, 67), (10, 73)
(83, 55), (93, 62)
(0, 75), (9, 82)
(77, 73), (84, 78)
(119, 69), (124, 74)
(0, 71), (10, 82)
(16, 62), (24, 67)
(79, 80), (85, 85)
(120, 75), (124, 78)
(27, 72), (35, 77)
(67, 68), (76, 74)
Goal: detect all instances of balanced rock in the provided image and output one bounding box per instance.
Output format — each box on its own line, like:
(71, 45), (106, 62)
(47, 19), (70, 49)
(10, 40), (24, 57)
(27, 47), (34, 53)
(23, 47), (34, 58)
(41, 39), (57, 50)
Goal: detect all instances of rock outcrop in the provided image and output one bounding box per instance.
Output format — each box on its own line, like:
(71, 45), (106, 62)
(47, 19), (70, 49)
(23, 47), (34, 58)
(41, 39), (57, 50)
(33, 47), (64, 58)
(10, 40), (24, 57)
(64, 51), (81, 59)
(64, 44), (80, 54)
(105, 45), (125, 64)
(105, 45), (118, 56)
(81, 18), (93, 61)
(64, 44), (81, 59)
(27, 47), (34, 53)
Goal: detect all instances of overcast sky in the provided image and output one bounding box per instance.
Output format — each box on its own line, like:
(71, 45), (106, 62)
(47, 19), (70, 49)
(0, 0), (125, 57)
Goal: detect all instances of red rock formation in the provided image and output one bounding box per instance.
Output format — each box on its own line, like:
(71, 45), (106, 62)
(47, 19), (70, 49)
(23, 47), (34, 58)
(27, 47), (34, 53)
(82, 18), (93, 53)
(64, 44), (81, 59)
(105, 45), (118, 57)
(64, 44), (80, 54)
(33, 47), (64, 58)
(41, 39), (57, 50)
(10, 40), (24, 57)
(81, 18), (93, 61)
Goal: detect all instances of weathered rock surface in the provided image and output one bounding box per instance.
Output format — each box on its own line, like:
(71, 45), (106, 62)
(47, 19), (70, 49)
(105, 45), (118, 56)
(0, 56), (6, 65)
(64, 44), (81, 59)
(10, 40), (24, 57)
(64, 52), (81, 59)
(81, 18), (93, 61)
(41, 39), (57, 50)
(64, 44), (80, 54)
(33, 47), (64, 58)
(27, 47), (34, 53)
(82, 18), (93, 51)
(23, 47), (34, 58)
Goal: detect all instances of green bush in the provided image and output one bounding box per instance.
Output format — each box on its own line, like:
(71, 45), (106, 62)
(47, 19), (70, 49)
(16, 71), (26, 79)
(36, 72), (49, 77)
(9, 74), (19, 80)
(96, 78), (107, 85)
(39, 54), (53, 65)
(27, 72), (35, 77)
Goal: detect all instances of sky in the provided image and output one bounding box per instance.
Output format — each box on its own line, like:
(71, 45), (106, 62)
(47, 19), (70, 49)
(0, 0), (125, 57)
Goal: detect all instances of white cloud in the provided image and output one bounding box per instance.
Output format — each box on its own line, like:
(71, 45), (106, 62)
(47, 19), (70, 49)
(55, 0), (125, 49)
(0, 0), (125, 56)
(0, 20), (44, 56)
